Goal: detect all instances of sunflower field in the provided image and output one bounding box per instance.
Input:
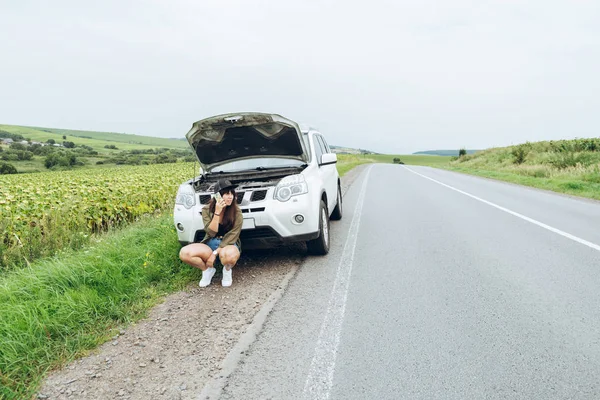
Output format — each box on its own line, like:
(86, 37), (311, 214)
(0, 163), (196, 269)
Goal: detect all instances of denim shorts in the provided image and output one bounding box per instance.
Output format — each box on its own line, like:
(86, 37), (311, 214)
(206, 237), (240, 252)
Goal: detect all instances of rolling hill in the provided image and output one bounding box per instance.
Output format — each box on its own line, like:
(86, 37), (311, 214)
(0, 124), (188, 151)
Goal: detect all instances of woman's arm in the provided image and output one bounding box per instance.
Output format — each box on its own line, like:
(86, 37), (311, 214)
(202, 199), (225, 236)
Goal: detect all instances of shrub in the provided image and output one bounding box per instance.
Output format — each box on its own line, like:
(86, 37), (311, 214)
(9, 142), (27, 151)
(44, 151), (79, 169)
(1, 152), (18, 161)
(104, 145), (118, 150)
(0, 130), (25, 141)
(16, 150), (34, 161)
(153, 154), (177, 164)
(0, 161), (17, 174)
(511, 143), (531, 164)
(545, 152), (595, 169)
(33, 145), (56, 156)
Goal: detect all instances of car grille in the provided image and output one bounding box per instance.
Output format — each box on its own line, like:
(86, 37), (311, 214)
(199, 195), (211, 204)
(251, 190), (267, 201)
(241, 207), (265, 214)
(240, 227), (280, 240)
(197, 189), (269, 206)
(194, 227), (278, 242)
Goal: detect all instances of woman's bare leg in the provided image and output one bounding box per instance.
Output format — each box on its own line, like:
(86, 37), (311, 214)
(219, 245), (241, 269)
(179, 243), (213, 271)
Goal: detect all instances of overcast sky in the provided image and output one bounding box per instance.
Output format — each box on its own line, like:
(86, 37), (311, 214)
(1, 0), (599, 154)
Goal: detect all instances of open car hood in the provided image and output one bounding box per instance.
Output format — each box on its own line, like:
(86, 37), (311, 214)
(186, 113), (309, 172)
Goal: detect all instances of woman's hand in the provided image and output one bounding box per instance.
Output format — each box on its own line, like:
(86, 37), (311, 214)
(215, 199), (226, 215)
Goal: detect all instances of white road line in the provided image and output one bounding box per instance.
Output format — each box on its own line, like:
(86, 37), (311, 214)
(403, 166), (600, 253)
(303, 166), (372, 400)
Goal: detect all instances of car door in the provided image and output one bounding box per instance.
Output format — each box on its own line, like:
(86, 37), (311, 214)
(314, 134), (338, 214)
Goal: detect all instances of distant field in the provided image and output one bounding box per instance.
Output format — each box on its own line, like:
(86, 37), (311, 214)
(0, 124), (188, 152)
(335, 153), (452, 175)
(368, 154), (452, 166)
(413, 149), (479, 156)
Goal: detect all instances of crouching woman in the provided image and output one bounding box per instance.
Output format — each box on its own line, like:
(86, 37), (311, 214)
(179, 179), (242, 287)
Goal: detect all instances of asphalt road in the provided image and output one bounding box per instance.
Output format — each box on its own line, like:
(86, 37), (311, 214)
(216, 164), (600, 400)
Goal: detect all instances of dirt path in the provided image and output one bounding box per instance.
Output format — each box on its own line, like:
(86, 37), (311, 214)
(38, 164), (368, 400)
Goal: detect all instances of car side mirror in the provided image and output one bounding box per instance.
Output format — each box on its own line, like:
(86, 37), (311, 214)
(320, 153), (337, 166)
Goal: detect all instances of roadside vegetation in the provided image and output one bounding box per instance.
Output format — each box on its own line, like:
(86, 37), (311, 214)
(0, 213), (197, 400)
(335, 154), (377, 176)
(446, 138), (600, 200)
(0, 163), (195, 270)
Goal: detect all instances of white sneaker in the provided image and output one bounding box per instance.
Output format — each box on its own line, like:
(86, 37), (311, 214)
(222, 266), (233, 287)
(199, 267), (216, 287)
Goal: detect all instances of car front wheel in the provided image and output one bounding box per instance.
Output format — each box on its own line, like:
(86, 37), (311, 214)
(307, 200), (330, 255)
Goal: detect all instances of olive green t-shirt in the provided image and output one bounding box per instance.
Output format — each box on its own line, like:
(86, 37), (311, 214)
(200, 205), (243, 249)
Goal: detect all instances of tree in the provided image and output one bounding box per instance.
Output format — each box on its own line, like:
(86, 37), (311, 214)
(47, 139), (56, 145)
(153, 154), (177, 164)
(44, 151), (79, 169)
(62, 135), (67, 140)
(9, 143), (27, 151)
(63, 141), (76, 148)
(0, 161), (17, 174)
(459, 148), (467, 157)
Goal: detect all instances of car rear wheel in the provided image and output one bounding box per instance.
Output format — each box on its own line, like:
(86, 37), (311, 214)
(330, 184), (342, 221)
(307, 200), (330, 255)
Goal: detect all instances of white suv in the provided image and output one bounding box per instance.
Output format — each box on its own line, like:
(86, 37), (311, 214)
(173, 112), (342, 255)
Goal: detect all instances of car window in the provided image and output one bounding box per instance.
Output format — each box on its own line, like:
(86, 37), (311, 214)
(313, 135), (324, 162)
(316, 135), (329, 154)
(322, 136), (331, 153)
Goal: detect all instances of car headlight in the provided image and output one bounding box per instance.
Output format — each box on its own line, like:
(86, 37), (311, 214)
(274, 174), (308, 202)
(175, 185), (196, 209)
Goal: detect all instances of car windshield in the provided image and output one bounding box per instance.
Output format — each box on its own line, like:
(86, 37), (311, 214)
(208, 158), (305, 173)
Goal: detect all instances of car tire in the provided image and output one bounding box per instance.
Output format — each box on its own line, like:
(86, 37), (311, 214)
(307, 200), (330, 255)
(330, 184), (342, 221)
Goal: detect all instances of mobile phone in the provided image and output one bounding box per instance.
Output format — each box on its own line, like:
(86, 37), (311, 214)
(214, 192), (223, 202)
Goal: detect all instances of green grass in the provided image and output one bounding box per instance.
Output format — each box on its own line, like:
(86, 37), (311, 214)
(0, 212), (199, 400)
(336, 154), (377, 176)
(439, 139), (600, 201)
(0, 157), (45, 173)
(368, 154), (453, 166)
